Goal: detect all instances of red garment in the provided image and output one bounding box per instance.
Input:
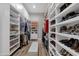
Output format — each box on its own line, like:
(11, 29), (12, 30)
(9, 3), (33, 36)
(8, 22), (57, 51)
(45, 20), (48, 33)
(44, 18), (49, 33)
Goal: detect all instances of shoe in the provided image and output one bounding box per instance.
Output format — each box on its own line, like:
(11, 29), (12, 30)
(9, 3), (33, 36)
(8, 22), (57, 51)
(60, 48), (71, 56)
(60, 48), (65, 55)
(71, 39), (79, 49)
(51, 28), (55, 32)
(50, 41), (55, 46)
(74, 24), (79, 29)
(75, 46), (79, 52)
(60, 38), (75, 47)
(74, 24), (79, 35)
(50, 34), (55, 38)
(67, 38), (75, 47)
(60, 26), (67, 33)
(61, 11), (79, 22)
(51, 20), (55, 25)
(67, 26), (75, 34)
(59, 39), (69, 44)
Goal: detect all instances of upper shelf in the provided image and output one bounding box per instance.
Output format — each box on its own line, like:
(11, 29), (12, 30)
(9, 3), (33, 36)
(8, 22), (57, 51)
(56, 16), (79, 26)
(50, 16), (79, 27)
(50, 24), (56, 27)
(55, 4), (79, 18)
(49, 32), (79, 40)
(56, 33), (79, 40)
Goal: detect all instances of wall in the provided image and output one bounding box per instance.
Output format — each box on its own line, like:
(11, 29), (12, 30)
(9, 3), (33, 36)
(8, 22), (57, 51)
(0, 4), (10, 55)
(30, 13), (44, 39)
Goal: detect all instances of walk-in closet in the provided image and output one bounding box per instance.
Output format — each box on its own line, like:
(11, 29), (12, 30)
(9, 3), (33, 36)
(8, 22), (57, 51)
(0, 3), (79, 56)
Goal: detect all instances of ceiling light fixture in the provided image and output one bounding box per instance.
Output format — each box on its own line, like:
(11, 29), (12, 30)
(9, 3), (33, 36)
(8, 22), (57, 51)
(16, 4), (23, 10)
(33, 5), (36, 8)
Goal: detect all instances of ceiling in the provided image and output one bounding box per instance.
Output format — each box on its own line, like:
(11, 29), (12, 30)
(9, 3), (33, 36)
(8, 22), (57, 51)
(23, 3), (50, 14)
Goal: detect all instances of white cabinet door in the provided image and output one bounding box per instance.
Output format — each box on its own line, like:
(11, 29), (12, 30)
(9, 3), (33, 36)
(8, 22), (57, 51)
(31, 33), (38, 39)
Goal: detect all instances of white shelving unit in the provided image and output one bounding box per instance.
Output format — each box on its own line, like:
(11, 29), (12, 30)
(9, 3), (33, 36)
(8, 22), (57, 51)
(50, 42), (61, 56)
(48, 3), (79, 56)
(0, 4), (30, 56)
(10, 5), (20, 55)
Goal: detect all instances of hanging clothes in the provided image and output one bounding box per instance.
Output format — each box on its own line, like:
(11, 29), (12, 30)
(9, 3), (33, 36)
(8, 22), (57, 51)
(24, 22), (28, 32)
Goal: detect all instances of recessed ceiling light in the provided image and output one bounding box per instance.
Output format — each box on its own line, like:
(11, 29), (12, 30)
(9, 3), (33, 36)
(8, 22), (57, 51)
(33, 5), (36, 8)
(16, 4), (23, 10)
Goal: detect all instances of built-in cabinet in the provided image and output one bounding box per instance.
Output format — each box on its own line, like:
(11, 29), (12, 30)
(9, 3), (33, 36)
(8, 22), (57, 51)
(10, 5), (20, 55)
(48, 3), (79, 56)
(0, 3), (30, 56)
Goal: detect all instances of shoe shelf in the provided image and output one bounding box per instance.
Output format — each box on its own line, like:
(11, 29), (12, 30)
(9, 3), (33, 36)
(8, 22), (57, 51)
(49, 37), (55, 41)
(10, 5), (20, 55)
(50, 14), (79, 27)
(10, 21), (19, 26)
(49, 46), (57, 56)
(10, 17), (19, 25)
(49, 16), (79, 27)
(10, 42), (20, 55)
(50, 42), (61, 56)
(10, 32), (19, 36)
(10, 10), (18, 18)
(55, 4), (79, 19)
(48, 3), (79, 56)
(49, 45), (61, 56)
(49, 9), (55, 18)
(55, 3), (64, 9)
(49, 46), (55, 56)
(10, 36), (19, 41)
(49, 31), (56, 34)
(49, 4), (79, 23)
(50, 24), (56, 27)
(56, 16), (79, 26)
(50, 38), (79, 56)
(49, 17), (55, 22)
(50, 32), (79, 40)
(49, 34), (61, 56)
(55, 40), (79, 56)
(10, 41), (20, 49)
(56, 33), (79, 40)
(48, 3), (55, 16)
